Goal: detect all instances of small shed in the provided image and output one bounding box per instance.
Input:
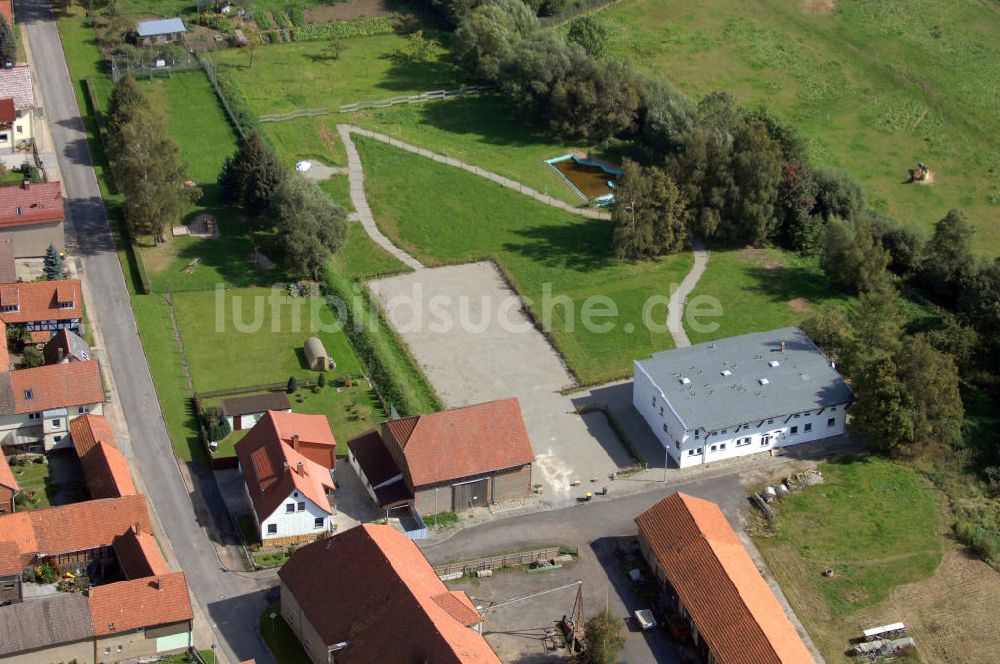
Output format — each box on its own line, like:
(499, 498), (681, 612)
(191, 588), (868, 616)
(220, 392), (292, 431)
(303, 336), (331, 371)
(136, 18), (187, 46)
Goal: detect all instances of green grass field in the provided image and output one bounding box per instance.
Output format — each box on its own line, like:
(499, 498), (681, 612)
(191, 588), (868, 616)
(213, 37), (595, 204)
(755, 457), (942, 660)
(593, 0), (1000, 253)
(685, 247), (851, 344)
(355, 136), (694, 384)
(331, 223), (410, 279)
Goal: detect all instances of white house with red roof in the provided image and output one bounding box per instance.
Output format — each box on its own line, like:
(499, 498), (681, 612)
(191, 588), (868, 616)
(0, 64), (33, 158)
(235, 412), (336, 544)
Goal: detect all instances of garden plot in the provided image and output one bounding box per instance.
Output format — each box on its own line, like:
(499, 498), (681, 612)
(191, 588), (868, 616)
(369, 262), (635, 506)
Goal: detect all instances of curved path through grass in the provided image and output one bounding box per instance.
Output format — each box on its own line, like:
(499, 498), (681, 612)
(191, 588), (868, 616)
(337, 123), (709, 349)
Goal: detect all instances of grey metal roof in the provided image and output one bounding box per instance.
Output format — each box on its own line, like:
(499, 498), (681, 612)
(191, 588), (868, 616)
(136, 17), (186, 37)
(0, 594), (95, 656)
(636, 327), (853, 432)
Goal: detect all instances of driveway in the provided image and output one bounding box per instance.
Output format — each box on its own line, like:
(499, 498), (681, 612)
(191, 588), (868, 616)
(424, 472), (751, 663)
(369, 262), (634, 507)
(17, 1), (271, 661)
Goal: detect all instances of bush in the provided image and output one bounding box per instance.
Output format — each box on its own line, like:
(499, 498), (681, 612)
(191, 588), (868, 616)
(21, 346), (43, 368)
(289, 7), (306, 27)
(287, 376), (298, 393)
(317, 372), (326, 388)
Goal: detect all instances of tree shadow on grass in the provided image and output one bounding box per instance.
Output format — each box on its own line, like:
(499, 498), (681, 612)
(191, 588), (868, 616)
(374, 51), (461, 94)
(415, 94), (565, 149)
(501, 217), (616, 273)
(740, 264), (841, 307)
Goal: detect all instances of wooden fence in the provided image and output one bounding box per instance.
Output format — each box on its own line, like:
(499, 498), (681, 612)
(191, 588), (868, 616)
(432, 546), (571, 577)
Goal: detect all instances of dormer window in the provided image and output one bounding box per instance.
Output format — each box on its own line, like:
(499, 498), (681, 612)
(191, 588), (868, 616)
(58, 300), (74, 309)
(0, 304), (18, 313)
(14, 207), (21, 216)
(24, 390), (32, 400)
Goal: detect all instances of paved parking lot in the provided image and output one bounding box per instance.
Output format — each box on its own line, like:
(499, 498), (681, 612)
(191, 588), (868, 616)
(370, 262), (634, 506)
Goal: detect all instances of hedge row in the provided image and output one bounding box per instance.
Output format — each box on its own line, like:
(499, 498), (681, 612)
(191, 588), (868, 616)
(322, 269), (440, 417)
(216, 68), (262, 137)
(291, 16), (394, 41)
(83, 78), (115, 193)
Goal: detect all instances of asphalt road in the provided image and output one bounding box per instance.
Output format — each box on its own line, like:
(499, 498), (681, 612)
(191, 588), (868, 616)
(16, 1), (271, 661)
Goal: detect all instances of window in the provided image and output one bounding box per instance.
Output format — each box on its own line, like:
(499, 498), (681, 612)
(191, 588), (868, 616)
(78, 407), (90, 414)
(659, 406), (664, 416)
(53, 436), (62, 443)
(694, 431), (700, 439)
(104, 647), (111, 656)
(16, 126), (22, 134)
(0, 134), (8, 143)
(696, 447), (702, 454)
(790, 426), (798, 435)
(314, 517), (324, 528)
(297, 501), (305, 511)
(794, 413), (800, 419)
(827, 417), (835, 427)
(710, 445), (717, 452)
(767, 419), (774, 424)
(651, 397), (656, 407)
(736, 437), (751, 447)
(687, 449), (695, 456)
(23, 390), (32, 400)
(720, 429), (727, 434)
(674, 440), (680, 449)
(58, 301), (74, 309)
(117, 645), (124, 653)
(285, 503), (295, 513)
(267, 524), (277, 534)
(720, 443), (726, 450)
(804, 423), (812, 432)
(0, 304), (16, 313)
(662, 423), (668, 433)
(830, 406), (837, 412)
(293, 491), (299, 498)
(804, 411), (812, 416)
(28, 412), (40, 420)
(51, 419), (61, 428)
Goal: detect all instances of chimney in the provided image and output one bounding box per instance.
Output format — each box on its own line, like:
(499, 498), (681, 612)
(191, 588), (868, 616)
(282, 461), (289, 468)
(780, 340), (786, 353)
(291, 434), (299, 450)
(155, 576), (163, 591)
(133, 522), (141, 535)
(21, 180), (29, 191)
(57, 347), (65, 362)
(297, 460), (305, 476)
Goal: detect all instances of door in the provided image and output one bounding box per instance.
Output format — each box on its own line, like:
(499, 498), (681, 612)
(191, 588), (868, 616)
(233, 415), (242, 431)
(452, 478), (488, 512)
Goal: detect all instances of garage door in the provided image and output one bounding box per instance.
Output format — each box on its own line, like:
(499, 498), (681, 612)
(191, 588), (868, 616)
(452, 478), (488, 512)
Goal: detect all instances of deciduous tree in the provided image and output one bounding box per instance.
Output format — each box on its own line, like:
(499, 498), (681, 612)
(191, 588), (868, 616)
(0, 17), (15, 65)
(566, 16), (607, 58)
(269, 175), (348, 279)
(453, 0), (536, 81)
(921, 208), (974, 300)
(820, 216), (890, 294)
(612, 160), (687, 259)
(584, 609), (625, 664)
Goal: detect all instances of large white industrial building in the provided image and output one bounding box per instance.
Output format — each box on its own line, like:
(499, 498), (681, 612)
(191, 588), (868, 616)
(633, 327), (853, 468)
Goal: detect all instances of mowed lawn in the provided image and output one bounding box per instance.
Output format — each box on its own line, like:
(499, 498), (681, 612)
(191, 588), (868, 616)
(172, 287), (363, 394)
(685, 248), (851, 345)
(214, 38), (595, 205)
(356, 136), (694, 384)
(594, 0), (1000, 252)
(754, 457), (941, 660)
(331, 222), (409, 279)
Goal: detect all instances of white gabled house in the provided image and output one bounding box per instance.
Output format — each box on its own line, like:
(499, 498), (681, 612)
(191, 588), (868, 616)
(633, 327), (853, 469)
(235, 413), (336, 545)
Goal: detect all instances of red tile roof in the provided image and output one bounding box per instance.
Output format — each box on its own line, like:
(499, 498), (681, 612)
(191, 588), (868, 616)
(384, 398), (534, 487)
(10, 360), (104, 413)
(0, 182), (63, 228)
(88, 572), (193, 636)
(269, 410), (336, 448)
(0, 495), (151, 574)
(0, 279), (81, 325)
(81, 441), (136, 499)
(635, 493), (815, 664)
(235, 417), (335, 521)
(0, 451), (16, 491)
(278, 525), (499, 664)
(70, 413), (115, 458)
(113, 526), (170, 580)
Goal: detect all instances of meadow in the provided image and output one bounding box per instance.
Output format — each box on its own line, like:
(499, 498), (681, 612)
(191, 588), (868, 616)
(355, 136), (694, 384)
(592, 0), (1000, 253)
